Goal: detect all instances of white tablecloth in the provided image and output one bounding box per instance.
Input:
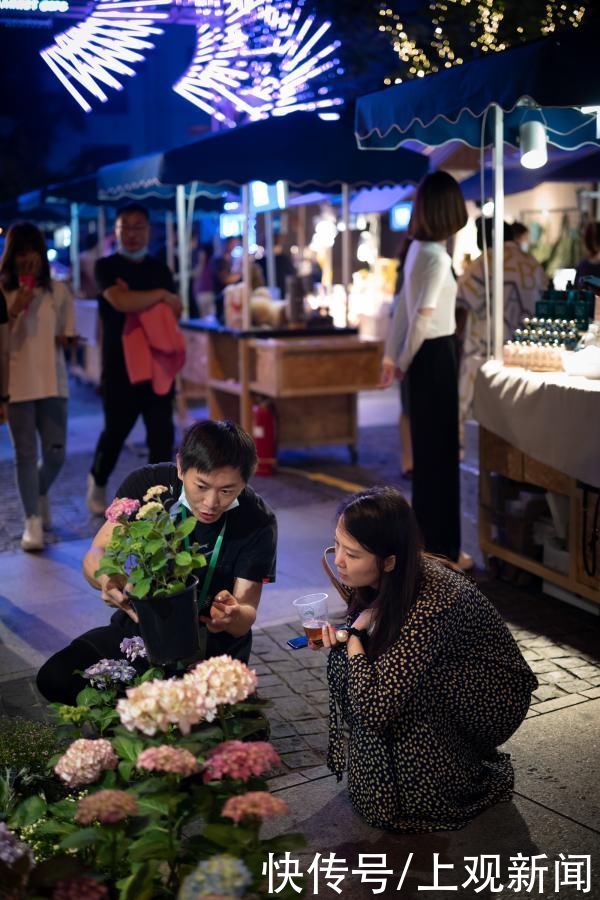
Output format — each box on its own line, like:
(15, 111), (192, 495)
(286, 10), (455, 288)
(473, 360), (600, 489)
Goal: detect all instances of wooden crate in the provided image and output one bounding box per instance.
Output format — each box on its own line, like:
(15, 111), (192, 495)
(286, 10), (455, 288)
(253, 337), (382, 396)
(275, 395), (356, 446)
(180, 330), (208, 398)
(479, 427), (523, 481)
(574, 483), (600, 591)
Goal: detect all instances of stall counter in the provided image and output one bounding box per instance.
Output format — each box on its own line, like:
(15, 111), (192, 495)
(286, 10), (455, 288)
(181, 319), (383, 462)
(473, 361), (600, 606)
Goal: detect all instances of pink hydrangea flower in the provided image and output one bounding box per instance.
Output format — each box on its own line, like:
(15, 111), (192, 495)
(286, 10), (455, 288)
(186, 656), (258, 720)
(54, 739), (118, 788)
(136, 745), (199, 777)
(117, 656), (257, 736)
(203, 740), (280, 783)
(75, 789), (138, 825)
(105, 497), (141, 523)
(117, 677), (207, 736)
(221, 791), (288, 824)
(52, 877), (110, 900)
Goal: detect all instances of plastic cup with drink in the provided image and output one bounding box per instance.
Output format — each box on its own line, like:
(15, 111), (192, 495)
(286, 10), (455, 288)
(18, 274), (36, 290)
(292, 593), (329, 646)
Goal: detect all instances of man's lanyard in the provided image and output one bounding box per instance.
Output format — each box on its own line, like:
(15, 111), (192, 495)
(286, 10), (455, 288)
(181, 506), (227, 611)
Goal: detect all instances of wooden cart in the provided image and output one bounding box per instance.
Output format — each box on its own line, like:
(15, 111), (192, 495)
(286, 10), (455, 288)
(181, 322), (383, 462)
(479, 427), (600, 607)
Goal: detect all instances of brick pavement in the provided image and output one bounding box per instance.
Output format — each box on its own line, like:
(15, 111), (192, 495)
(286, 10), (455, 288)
(4, 580), (599, 791)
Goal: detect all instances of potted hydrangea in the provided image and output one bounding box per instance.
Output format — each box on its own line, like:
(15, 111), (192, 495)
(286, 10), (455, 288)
(94, 487), (208, 667)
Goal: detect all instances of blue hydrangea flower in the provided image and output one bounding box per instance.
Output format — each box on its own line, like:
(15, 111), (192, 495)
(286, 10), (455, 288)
(83, 658), (137, 689)
(178, 854), (252, 899)
(0, 822), (34, 866)
(119, 636), (147, 662)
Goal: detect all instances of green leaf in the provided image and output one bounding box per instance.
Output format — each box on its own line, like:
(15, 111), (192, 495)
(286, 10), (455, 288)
(202, 823), (252, 850)
(128, 828), (172, 862)
(129, 578), (152, 599)
(175, 551), (192, 567)
(94, 562), (125, 578)
(35, 820), (77, 837)
(97, 708), (120, 732)
(46, 798), (78, 820)
(117, 862), (156, 900)
(9, 794), (47, 828)
(118, 761), (134, 782)
(59, 827), (101, 850)
(112, 735), (145, 763)
(145, 539), (164, 556)
(138, 666), (164, 683)
(192, 554), (207, 569)
(264, 832), (307, 852)
(150, 554), (168, 572)
(131, 520), (154, 537)
(176, 516), (197, 538)
(75, 686), (106, 707)
(165, 581), (186, 594)
(135, 792), (177, 818)
(128, 567), (146, 585)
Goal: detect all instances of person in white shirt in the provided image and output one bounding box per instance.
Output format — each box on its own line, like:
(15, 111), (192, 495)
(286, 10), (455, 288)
(0, 222), (75, 551)
(381, 171), (469, 568)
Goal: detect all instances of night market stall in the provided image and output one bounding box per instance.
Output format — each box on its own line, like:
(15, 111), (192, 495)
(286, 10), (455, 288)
(148, 111), (427, 462)
(355, 31), (600, 606)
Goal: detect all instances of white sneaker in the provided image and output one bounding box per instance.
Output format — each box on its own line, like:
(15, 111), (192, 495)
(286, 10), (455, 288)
(39, 494), (52, 530)
(86, 474), (107, 516)
(21, 515), (44, 552)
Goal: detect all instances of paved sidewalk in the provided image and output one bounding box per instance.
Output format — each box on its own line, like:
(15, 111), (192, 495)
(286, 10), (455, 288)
(1, 382), (599, 897)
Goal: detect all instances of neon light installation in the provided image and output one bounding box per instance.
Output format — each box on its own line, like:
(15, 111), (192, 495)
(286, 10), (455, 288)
(40, 0), (344, 121)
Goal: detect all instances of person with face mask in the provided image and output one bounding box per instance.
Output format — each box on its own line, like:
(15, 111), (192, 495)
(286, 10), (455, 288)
(87, 204), (183, 515)
(37, 420), (277, 706)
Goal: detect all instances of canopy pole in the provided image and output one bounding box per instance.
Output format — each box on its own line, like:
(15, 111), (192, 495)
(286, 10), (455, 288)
(298, 203), (306, 258)
(492, 105), (504, 360)
(97, 207), (106, 258)
(70, 202), (80, 294)
(341, 182), (351, 326)
(165, 211), (175, 274)
(176, 185), (189, 318)
(265, 210), (276, 292)
(242, 183), (251, 330)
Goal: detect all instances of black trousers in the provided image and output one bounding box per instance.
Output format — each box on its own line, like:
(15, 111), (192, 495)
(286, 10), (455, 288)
(91, 376), (174, 486)
(408, 335), (460, 561)
(36, 612), (253, 706)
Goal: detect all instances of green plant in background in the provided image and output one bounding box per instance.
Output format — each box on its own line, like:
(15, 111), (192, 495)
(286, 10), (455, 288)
(95, 490), (208, 600)
(0, 718), (59, 775)
(0, 718), (66, 819)
(3, 656), (305, 900)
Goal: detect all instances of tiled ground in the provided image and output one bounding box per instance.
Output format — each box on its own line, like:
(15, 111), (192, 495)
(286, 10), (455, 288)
(5, 575), (599, 793)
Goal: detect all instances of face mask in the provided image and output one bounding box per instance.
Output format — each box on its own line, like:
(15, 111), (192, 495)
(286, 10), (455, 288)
(175, 486), (240, 515)
(519, 241), (529, 253)
(119, 245), (148, 261)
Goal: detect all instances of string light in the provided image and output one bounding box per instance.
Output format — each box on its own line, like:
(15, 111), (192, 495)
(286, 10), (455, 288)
(380, 0), (589, 84)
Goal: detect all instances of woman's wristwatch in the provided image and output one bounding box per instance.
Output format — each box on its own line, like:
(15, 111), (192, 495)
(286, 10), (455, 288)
(335, 626), (367, 643)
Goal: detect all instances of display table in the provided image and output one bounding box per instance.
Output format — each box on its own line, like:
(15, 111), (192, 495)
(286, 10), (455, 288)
(473, 361), (600, 606)
(181, 320), (383, 461)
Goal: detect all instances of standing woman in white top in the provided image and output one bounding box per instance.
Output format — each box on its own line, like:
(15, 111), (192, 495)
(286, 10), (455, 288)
(381, 172), (468, 565)
(0, 222), (75, 551)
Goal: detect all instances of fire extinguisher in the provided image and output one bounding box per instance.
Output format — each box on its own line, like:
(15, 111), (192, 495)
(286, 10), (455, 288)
(252, 402), (277, 476)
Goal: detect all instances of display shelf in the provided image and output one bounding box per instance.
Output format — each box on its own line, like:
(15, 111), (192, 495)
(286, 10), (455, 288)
(187, 323), (382, 461)
(478, 427), (600, 607)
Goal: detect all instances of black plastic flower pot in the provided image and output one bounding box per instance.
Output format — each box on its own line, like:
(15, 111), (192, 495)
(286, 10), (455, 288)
(130, 577), (203, 667)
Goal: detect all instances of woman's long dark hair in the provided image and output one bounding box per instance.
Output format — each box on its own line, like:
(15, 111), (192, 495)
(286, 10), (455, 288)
(0, 222), (52, 292)
(337, 487), (423, 661)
